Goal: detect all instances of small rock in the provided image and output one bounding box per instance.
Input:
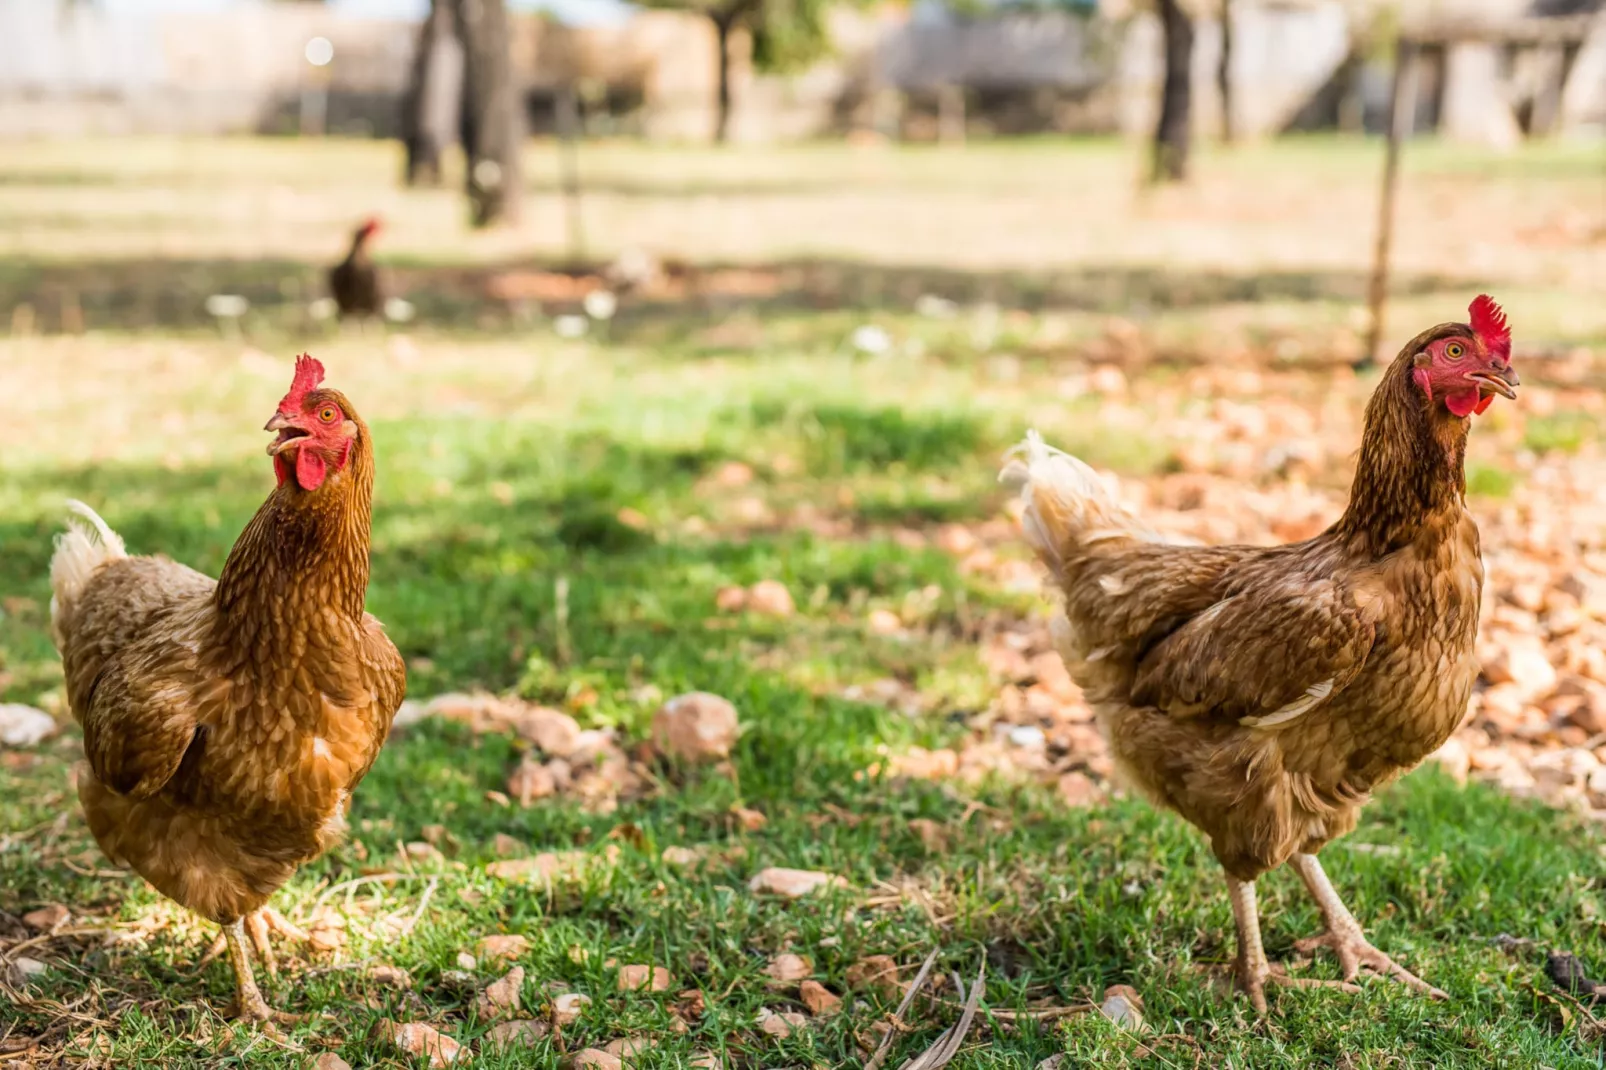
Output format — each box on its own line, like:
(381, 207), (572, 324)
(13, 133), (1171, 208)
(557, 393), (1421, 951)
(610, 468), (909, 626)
(515, 707), (582, 757)
(763, 953), (812, 985)
(758, 1007), (807, 1038)
(507, 760), (558, 804)
(867, 609), (903, 635)
(1009, 725), (1046, 748)
(652, 692), (740, 763)
(603, 1037), (654, 1061)
(747, 580), (795, 617)
(748, 867), (844, 899)
(552, 992), (591, 1026)
(492, 833), (525, 857)
(375, 1020), (462, 1068)
(845, 955), (902, 998)
(907, 818), (947, 851)
(731, 805), (767, 831)
(934, 524), (978, 556)
(1483, 639), (1558, 700)
(1056, 771), (1103, 807)
(1427, 737), (1471, 785)
(485, 1018), (548, 1050)
(455, 952), (478, 971)
(313, 1055), (353, 1070)
(1099, 984), (1144, 1030)
(572, 1050), (623, 1069)
(368, 965), (413, 989)
(661, 846), (700, 867)
(476, 934), (530, 964)
(476, 965), (524, 1019)
(1037, 1057), (1065, 1070)
(0, 705), (55, 747)
(617, 964), (671, 992)
(799, 979), (842, 1016)
(12, 956), (48, 981)
(690, 1052), (721, 1069)
(22, 904), (69, 932)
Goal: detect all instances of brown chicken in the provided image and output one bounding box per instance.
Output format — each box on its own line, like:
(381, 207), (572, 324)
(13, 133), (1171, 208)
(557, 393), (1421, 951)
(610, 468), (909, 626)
(49, 355), (405, 1022)
(1001, 296), (1518, 1012)
(328, 218), (383, 320)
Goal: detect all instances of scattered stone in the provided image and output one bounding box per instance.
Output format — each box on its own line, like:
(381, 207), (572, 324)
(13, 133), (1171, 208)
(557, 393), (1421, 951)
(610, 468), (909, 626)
(845, 955), (902, 999)
(617, 964), (671, 992)
(507, 759), (558, 804)
(375, 1020), (462, 1067)
(763, 953), (812, 985)
(476, 965), (524, 1019)
(747, 580), (795, 617)
(312, 1055), (353, 1070)
(515, 707), (582, 757)
(0, 705), (55, 747)
(652, 692), (740, 763)
(1099, 984), (1144, 1030)
(748, 867), (845, 899)
(22, 904), (69, 932)
(485, 1019), (549, 1050)
(476, 934), (530, 964)
(758, 1007), (807, 1039)
(368, 965), (413, 989)
(661, 846), (700, 867)
(571, 1049), (623, 1069)
(552, 992), (591, 1026)
(1056, 771), (1103, 807)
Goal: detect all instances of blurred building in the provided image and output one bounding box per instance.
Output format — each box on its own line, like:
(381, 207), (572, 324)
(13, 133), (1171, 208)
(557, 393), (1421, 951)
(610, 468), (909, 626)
(0, 0), (1600, 142)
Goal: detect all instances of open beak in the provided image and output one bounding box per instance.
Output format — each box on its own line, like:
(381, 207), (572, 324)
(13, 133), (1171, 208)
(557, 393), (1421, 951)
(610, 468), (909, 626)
(1468, 366), (1519, 400)
(264, 411), (310, 455)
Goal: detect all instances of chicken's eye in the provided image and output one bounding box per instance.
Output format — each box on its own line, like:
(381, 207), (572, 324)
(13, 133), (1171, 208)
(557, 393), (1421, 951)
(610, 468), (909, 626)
(319, 406), (338, 423)
(1444, 342), (1465, 360)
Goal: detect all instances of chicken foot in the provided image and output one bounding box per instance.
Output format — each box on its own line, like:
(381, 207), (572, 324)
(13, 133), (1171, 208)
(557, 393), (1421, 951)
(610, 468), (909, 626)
(222, 918), (312, 1025)
(244, 907), (311, 978)
(1288, 853), (1447, 1000)
(1228, 874), (1361, 1014)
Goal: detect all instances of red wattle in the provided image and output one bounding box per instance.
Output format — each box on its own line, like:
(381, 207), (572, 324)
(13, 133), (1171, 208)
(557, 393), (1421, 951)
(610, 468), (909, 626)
(296, 449), (328, 490)
(1474, 394), (1493, 415)
(1445, 389), (1481, 417)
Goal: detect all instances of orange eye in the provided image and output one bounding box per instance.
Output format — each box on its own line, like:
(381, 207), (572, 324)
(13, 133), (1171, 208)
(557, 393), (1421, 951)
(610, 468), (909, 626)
(1445, 342), (1465, 360)
(319, 406), (338, 423)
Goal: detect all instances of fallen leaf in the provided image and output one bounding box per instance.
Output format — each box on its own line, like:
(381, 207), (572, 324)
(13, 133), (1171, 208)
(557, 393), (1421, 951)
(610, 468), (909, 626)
(485, 1018), (549, 1050)
(715, 585), (748, 612)
(375, 1020), (462, 1068)
(652, 692), (740, 763)
(661, 846), (700, 867)
(617, 964), (671, 992)
(476, 965), (525, 1019)
(674, 988), (707, 1020)
(552, 992), (592, 1025)
(491, 833), (525, 858)
(907, 818), (947, 851)
(312, 1054), (353, 1070)
(845, 955), (902, 998)
(1099, 984), (1144, 1030)
(1037, 1057), (1065, 1070)
(1056, 771), (1103, 807)
(690, 1052), (721, 1069)
(731, 805), (767, 831)
(763, 953), (812, 985)
(572, 1050), (623, 1069)
(22, 904), (69, 932)
(507, 759), (557, 804)
(604, 1037), (654, 1060)
(748, 867), (844, 899)
(476, 934), (531, 964)
(799, 979), (842, 1016)
(515, 707), (582, 756)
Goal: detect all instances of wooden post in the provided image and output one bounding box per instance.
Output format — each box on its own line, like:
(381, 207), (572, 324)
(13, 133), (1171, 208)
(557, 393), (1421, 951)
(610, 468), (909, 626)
(1218, 0), (1234, 143)
(555, 84), (586, 265)
(1362, 36), (1418, 368)
(937, 84), (965, 146)
(1153, 0), (1195, 182)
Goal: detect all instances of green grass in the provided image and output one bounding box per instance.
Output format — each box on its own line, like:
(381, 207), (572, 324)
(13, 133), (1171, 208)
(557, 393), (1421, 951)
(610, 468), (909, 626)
(2, 136), (1605, 1067)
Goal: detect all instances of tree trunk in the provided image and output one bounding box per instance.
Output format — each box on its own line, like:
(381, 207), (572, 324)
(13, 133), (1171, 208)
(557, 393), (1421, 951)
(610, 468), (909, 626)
(713, 14), (734, 144)
(1217, 0), (1233, 144)
(402, 0), (461, 187)
(1153, 0), (1194, 183)
(455, 0), (523, 226)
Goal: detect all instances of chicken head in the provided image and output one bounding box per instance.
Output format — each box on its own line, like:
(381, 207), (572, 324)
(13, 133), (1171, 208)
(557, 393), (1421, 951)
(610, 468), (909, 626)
(265, 354), (359, 491)
(1409, 294), (1519, 418)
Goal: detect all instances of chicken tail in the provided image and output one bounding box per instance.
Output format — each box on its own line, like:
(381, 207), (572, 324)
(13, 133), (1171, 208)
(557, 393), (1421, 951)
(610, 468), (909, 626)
(999, 431), (1153, 575)
(50, 500), (127, 648)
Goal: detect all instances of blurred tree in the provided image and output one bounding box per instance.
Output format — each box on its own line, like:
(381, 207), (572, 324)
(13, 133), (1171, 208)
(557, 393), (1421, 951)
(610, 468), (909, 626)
(1217, 0), (1233, 143)
(1153, 0), (1193, 181)
(639, 0), (842, 143)
(456, 0), (525, 225)
(402, 0), (460, 186)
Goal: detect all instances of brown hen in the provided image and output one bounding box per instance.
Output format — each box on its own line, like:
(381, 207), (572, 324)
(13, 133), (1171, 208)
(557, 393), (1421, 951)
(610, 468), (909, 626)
(49, 355), (406, 1022)
(328, 218), (383, 320)
(1001, 296), (1519, 1012)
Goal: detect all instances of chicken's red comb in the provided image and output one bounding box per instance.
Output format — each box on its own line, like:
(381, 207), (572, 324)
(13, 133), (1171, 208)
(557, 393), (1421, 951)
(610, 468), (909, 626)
(281, 353), (326, 408)
(1469, 294), (1511, 362)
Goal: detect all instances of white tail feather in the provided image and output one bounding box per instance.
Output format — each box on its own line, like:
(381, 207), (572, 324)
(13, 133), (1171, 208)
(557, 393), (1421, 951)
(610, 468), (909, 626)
(998, 430), (1154, 572)
(50, 499), (127, 647)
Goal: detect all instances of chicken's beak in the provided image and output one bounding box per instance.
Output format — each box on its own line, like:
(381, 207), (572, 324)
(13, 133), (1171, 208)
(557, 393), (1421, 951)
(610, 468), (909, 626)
(264, 411), (310, 455)
(1468, 365), (1520, 400)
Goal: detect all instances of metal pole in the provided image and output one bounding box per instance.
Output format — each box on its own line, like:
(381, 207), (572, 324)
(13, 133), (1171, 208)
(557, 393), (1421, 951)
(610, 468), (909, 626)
(555, 84), (586, 265)
(1362, 36), (1418, 368)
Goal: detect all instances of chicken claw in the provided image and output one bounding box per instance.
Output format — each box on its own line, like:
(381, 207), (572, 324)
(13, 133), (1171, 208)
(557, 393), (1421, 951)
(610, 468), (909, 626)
(1228, 874), (1361, 1014)
(1288, 853), (1447, 1000)
(222, 918), (317, 1026)
(244, 906), (311, 978)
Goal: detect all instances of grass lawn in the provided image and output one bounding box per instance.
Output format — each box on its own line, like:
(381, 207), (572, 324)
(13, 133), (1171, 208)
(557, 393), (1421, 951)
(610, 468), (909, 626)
(2, 136), (1605, 1068)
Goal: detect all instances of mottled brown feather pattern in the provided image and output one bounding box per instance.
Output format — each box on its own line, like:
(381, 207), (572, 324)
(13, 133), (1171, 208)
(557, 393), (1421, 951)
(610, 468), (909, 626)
(56, 390), (406, 924)
(1024, 325), (1485, 882)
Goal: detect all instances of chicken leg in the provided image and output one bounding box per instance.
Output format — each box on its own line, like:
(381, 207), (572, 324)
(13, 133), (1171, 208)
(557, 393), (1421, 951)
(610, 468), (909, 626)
(222, 918), (306, 1024)
(1288, 853), (1447, 999)
(243, 906), (312, 978)
(1228, 874), (1360, 1014)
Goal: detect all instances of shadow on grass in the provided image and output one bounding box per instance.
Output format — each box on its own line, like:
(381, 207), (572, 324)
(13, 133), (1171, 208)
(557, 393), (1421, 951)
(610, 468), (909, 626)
(0, 253), (1476, 336)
